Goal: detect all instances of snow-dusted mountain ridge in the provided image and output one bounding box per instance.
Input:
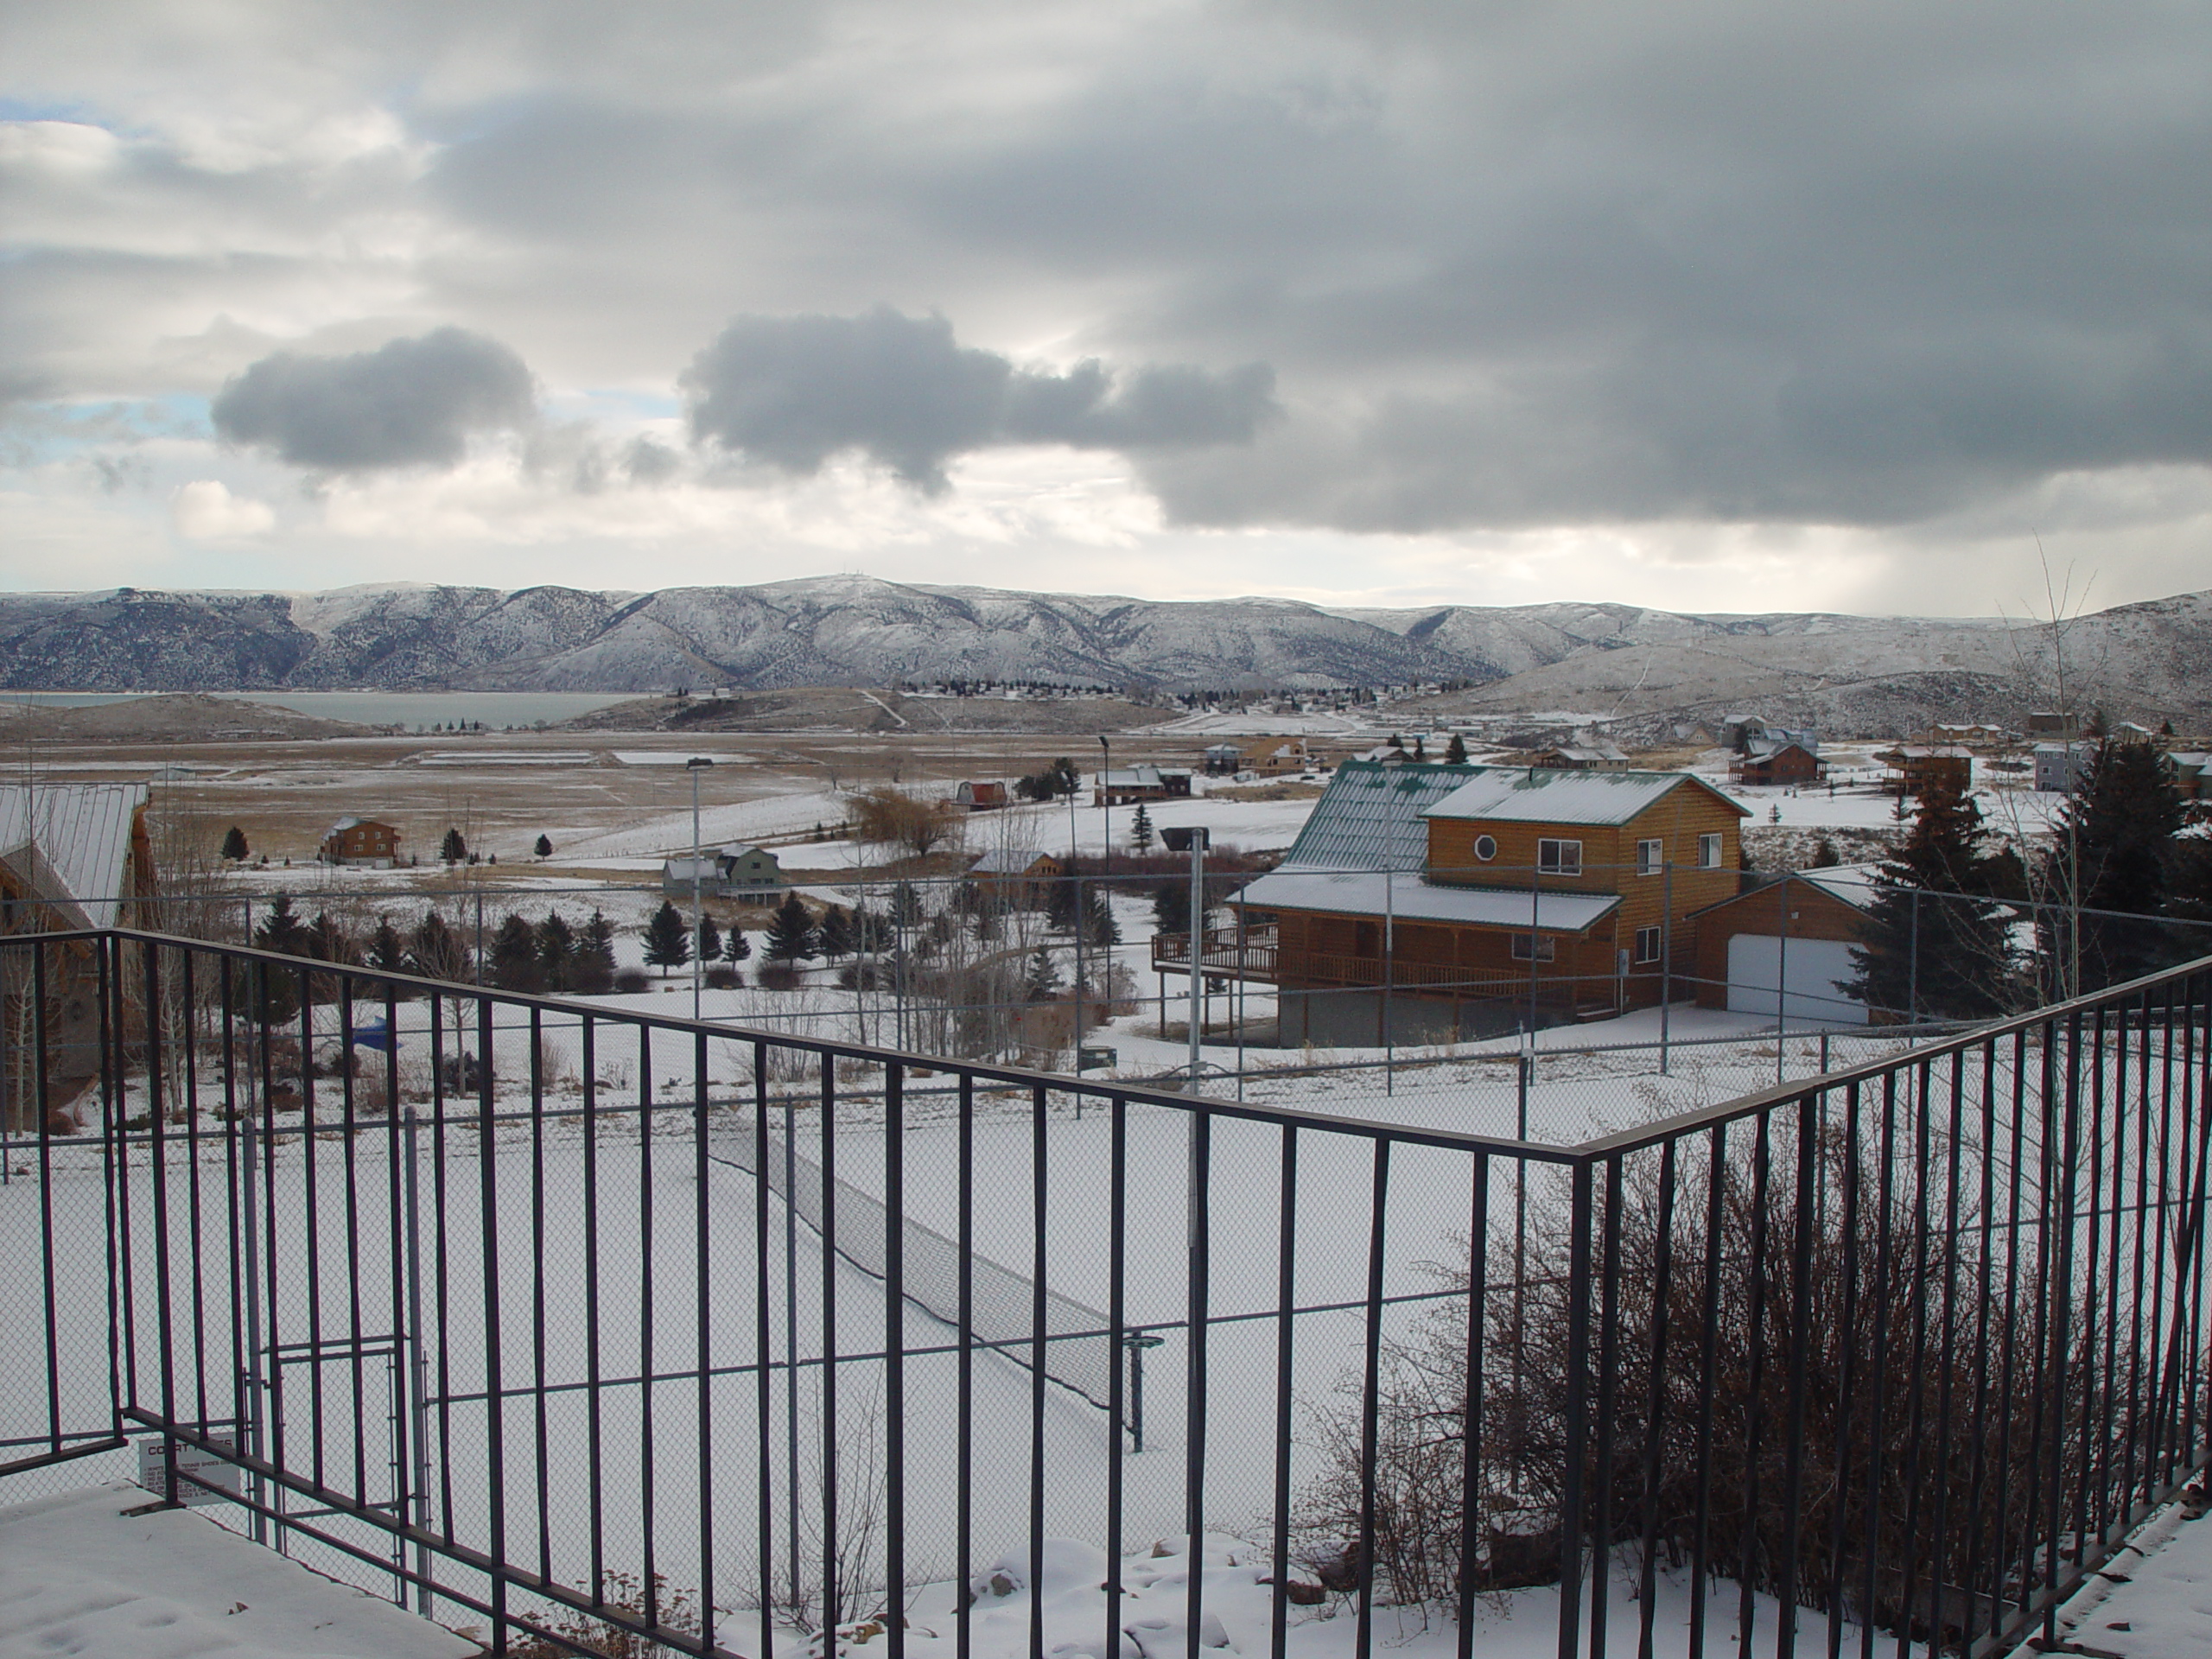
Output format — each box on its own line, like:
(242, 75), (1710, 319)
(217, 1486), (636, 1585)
(0, 578), (2205, 725)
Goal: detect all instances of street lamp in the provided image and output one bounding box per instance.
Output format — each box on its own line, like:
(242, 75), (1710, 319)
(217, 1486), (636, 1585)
(687, 757), (713, 1020)
(1098, 734), (1111, 871)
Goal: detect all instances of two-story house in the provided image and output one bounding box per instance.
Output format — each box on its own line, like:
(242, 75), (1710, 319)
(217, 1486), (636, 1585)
(1158, 760), (1746, 1046)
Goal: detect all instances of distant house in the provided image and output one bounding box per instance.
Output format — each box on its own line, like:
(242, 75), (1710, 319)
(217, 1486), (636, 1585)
(659, 844), (785, 901)
(952, 781), (1009, 811)
(1201, 744), (1244, 775)
(1688, 866), (1874, 1024)
(1094, 766), (1193, 806)
(2171, 753), (2210, 804)
(1731, 739), (1824, 787)
(1, 784), (155, 1132)
(2027, 711), (2082, 738)
(1162, 759), (1748, 1044)
(1245, 741), (1319, 777)
(969, 847), (1065, 908)
(2034, 741), (2094, 794)
(1931, 721), (2011, 748)
(321, 817), (402, 868)
(1531, 740), (1630, 772)
(1876, 746), (1973, 798)
(1721, 715), (1819, 755)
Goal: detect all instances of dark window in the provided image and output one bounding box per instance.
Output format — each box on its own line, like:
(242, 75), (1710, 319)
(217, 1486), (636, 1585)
(1636, 925), (1662, 963)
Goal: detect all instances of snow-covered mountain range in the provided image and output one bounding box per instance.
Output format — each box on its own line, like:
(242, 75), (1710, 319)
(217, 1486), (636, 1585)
(0, 577), (2205, 728)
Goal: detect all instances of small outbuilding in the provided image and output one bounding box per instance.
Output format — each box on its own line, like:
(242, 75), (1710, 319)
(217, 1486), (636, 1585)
(969, 847), (1066, 908)
(1687, 865), (1875, 1025)
(952, 781), (1009, 811)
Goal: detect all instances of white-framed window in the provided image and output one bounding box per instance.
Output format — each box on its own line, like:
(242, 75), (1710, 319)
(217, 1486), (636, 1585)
(1637, 837), (1663, 876)
(1636, 925), (1662, 963)
(1510, 933), (1557, 962)
(1698, 831), (1724, 869)
(1473, 834), (1497, 861)
(1537, 837), (1583, 875)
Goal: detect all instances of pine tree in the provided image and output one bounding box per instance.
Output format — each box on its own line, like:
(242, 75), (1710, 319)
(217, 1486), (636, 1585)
(1444, 733), (1469, 766)
(367, 916), (408, 976)
(1842, 779), (2015, 1019)
(817, 905), (855, 961)
(255, 893), (308, 956)
(489, 913), (544, 992)
(642, 901), (692, 976)
(440, 828), (467, 864)
(537, 912), (576, 992)
(410, 912), (469, 983)
(1084, 889), (1120, 947)
(764, 893), (819, 963)
(724, 928), (752, 963)
(534, 834), (553, 859)
(2041, 739), (2189, 991)
(1152, 880), (1191, 937)
(1023, 945), (1064, 1001)
(696, 913), (723, 964)
(1130, 804), (1154, 852)
(221, 825), (249, 861)
(889, 880), (924, 931)
(575, 912), (618, 994)
(1046, 875), (1079, 933)
(1413, 735), (1427, 760)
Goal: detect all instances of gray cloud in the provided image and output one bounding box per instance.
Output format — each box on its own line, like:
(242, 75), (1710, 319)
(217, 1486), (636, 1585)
(211, 328), (536, 470)
(680, 308), (1275, 490)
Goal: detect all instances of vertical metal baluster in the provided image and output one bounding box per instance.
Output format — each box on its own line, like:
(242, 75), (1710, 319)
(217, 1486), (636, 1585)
(1857, 1072), (1898, 1659)
(1103, 1094), (1127, 1659)
(1587, 1156), (1622, 1655)
(1635, 1141), (1676, 1659)
(1735, 1116), (1772, 1656)
(886, 1063), (906, 1659)
(757, 1039), (775, 1659)
(1892, 1065), (1936, 1659)
(1185, 1109), (1212, 1659)
(582, 1017), (605, 1608)
(1455, 1152), (1490, 1659)
(1554, 1159), (1594, 1659)
(1029, 1082), (1049, 1659)
(477, 994), (507, 1649)
(147, 944), (180, 1506)
(1354, 1138), (1390, 1659)
(695, 1029), (716, 1656)
(957, 1071), (974, 1659)
(1921, 1058), (1967, 1652)
(1687, 1128), (1726, 1658)
(1776, 1096), (1820, 1659)
(820, 1053), (840, 1636)
(1960, 1044), (2000, 1648)
(1272, 1125), (1300, 1659)
(531, 1006), (552, 1588)
(639, 1027), (658, 1631)
(1823, 1084), (1864, 1659)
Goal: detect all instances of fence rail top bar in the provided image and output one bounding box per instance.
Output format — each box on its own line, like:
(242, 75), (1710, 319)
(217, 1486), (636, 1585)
(1574, 949), (2212, 1160)
(19, 925), (1586, 1162)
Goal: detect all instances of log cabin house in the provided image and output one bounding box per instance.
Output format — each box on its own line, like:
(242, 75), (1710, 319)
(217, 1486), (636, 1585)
(1154, 759), (1748, 1045)
(1, 783), (155, 1131)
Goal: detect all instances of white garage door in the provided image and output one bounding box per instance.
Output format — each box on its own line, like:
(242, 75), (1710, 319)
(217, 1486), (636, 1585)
(1725, 935), (1868, 1025)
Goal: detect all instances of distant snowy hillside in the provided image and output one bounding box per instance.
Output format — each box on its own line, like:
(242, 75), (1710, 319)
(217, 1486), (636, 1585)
(0, 578), (2203, 728)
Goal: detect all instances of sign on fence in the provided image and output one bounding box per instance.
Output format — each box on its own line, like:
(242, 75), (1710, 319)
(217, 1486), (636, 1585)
(135, 1433), (241, 1507)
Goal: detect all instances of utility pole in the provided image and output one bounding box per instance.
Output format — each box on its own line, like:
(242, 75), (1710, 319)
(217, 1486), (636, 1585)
(687, 757), (713, 1021)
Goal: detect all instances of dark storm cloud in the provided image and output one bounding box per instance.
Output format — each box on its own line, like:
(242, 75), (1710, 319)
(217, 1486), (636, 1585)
(210, 328), (536, 470)
(680, 308), (1275, 490)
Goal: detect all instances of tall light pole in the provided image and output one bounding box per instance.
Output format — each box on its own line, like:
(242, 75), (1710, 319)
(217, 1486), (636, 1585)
(687, 756), (713, 1021)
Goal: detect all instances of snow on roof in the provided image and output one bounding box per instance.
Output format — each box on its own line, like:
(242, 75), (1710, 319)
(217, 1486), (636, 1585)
(0, 783), (145, 929)
(970, 847), (1055, 874)
(718, 842), (776, 859)
(1236, 866), (1622, 932)
(1796, 863), (1882, 912)
(1422, 766), (1744, 828)
(1280, 759), (1487, 871)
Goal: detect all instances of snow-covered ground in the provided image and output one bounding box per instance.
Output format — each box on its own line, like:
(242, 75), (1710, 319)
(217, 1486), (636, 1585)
(0, 1481), (474, 1659)
(2046, 1500), (2212, 1656)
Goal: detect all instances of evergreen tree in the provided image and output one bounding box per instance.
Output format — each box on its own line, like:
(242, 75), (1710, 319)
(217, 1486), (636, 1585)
(1050, 757), (1080, 797)
(367, 916), (408, 976)
(534, 834), (553, 859)
(724, 927), (752, 963)
(1387, 733), (1404, 752)
(764, 893), (819, 963)
(221, 825), (249, 861)
(1842, 780), (2015, 1019)
(1046, 874), (1080, 933)
(1444, 733), (1469, 766)
(696, 912), (723, 963)
(817, 905), (855, 961)
(1023, 945), (1064, 1001)
(2041, 740), (2189, 991)
(574, 912), (618, 995)
(255, 893), (308, 956)
(489, 913), (544, 992)
(642, 901), (692, 976)
(1152, 880), (1192, 937)
(889, 880), (924, 931)
(1129, 804), (1154, 852)
(1811, 836), (1841, 868)
(410, 911), (469, 983)
(849, 903), (889, 955)
(1083, 889), (1120, 947)
(537, 912), (576, 992)
(1413, 735), (1427, 760)
(440, 827), (467, 864)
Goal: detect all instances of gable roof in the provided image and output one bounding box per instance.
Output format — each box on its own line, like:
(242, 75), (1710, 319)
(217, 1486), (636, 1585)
(1280, 760), (1489, 871)
(969, 847), (1057, 874)
(0, 783), (148, 929)
(1422, 765), (1747, 829)
(1235, 868), (1620, 933)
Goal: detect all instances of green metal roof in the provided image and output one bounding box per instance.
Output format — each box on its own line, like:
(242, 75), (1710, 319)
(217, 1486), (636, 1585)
(1279, 760), (1486, 871)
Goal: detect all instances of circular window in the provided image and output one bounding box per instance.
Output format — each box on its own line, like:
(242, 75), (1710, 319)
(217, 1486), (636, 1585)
(1474, 835), (1497, 861)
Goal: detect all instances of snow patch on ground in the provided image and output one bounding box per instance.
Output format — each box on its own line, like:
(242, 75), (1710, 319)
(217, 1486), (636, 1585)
(0, 1481), (476, 1659)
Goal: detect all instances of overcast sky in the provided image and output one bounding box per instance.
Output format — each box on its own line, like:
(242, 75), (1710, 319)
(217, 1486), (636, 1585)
(4, 1), (2208, 618)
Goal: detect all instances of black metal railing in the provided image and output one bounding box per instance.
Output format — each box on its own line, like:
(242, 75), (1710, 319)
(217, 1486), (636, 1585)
(3, 925), (2207, 1658)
